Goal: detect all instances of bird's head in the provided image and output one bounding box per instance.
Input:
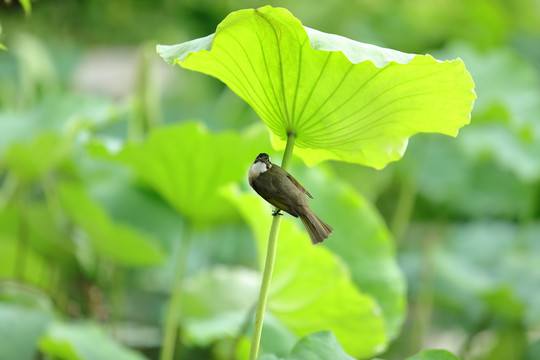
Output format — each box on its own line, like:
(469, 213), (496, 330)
(254, 153), (271, 167)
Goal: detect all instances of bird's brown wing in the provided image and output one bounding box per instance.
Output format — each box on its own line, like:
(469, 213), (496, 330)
(254, 166), (309, 217)
(268, 169), (300, 216)
(272, 164), (313, 199)
(252, 171), (294, 216)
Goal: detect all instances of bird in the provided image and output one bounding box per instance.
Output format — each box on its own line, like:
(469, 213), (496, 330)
(248, 153), (333, 244)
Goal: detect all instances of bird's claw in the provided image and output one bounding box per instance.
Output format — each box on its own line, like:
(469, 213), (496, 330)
(272, 209), (283, 216)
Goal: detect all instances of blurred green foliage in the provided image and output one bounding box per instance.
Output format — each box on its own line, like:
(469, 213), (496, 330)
(0, 1), (539, 360)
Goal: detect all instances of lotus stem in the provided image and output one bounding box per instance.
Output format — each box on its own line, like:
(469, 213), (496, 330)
(249, 131), (296, 360)
(160, 225), (192, 360)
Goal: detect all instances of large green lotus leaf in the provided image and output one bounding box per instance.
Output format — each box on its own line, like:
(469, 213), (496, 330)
(405, 349), (462, 360)
(39, 322), (146, 360)
(58, 184), (164, 267)
(289, 163), (405, 340)
(157, 6), (475, 169)
(93, 121), (268, 225)
(0, 304), (51, 360)
(223, 187), (387, 358)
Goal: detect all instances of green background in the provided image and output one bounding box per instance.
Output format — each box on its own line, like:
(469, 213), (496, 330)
(1, 1), (539, 360)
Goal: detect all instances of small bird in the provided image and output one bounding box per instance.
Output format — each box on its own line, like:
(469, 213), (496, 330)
(248, 153), (333, 244)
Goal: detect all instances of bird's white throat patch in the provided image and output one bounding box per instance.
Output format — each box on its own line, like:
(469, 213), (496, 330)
(249, 162), (268, 180)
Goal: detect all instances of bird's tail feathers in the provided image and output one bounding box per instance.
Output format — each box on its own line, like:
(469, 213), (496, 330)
(300, 209), (333, 245)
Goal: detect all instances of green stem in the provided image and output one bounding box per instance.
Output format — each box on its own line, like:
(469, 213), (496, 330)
(390, 172), (417, 243)
(160, 225), (192, 360)
(408, 226), (439, 355)
(129, 42), (161, 142)
(280, 131), (296, 171)
(249, 132), (296, 360)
